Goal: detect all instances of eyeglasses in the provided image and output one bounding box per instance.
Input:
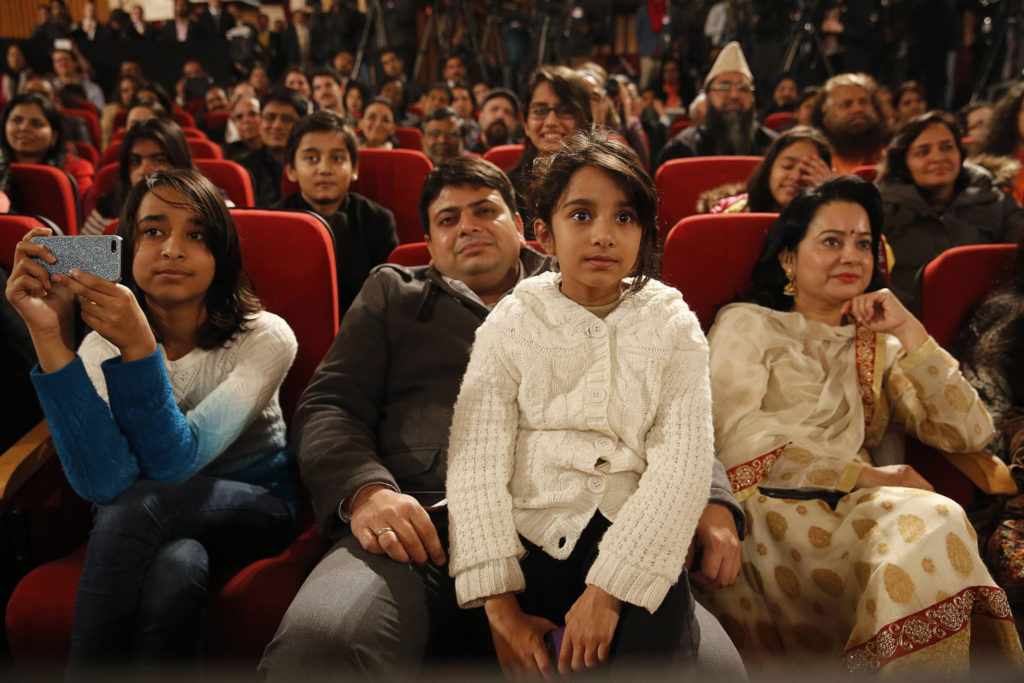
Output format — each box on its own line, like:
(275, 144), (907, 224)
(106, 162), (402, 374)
(262, 112), (297, 124)
(708, 81), (754, 94)
(528, 105), (577, 120)
(424, 129), (462, 140)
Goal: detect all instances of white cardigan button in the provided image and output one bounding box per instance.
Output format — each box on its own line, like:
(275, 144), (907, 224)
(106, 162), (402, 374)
(594, 436), (614, 451)
(587, 321), (606, 337)
(588, 476), (606, 493)
(587, 388), (606, 403)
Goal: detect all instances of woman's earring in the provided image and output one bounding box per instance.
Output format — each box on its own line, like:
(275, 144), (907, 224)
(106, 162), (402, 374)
(783, 268), (796, 296)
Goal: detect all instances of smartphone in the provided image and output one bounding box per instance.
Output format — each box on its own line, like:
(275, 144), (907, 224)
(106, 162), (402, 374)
(53, 38), (73, 51)
(544, 626), (564, 662)
(31, 235), (122, 282)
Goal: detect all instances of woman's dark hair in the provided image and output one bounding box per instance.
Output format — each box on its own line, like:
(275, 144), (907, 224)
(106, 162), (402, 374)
(363, 96), (396, 120)
(745, 126), (832, 212)
(109, 74), (140, 105)
(118, 168), (261, 349)
(344, 80), (370, 112)
(748, 175), (887, 311)
(979, 82), (1024, 157)
(126, 96), (170, 122)
(133, 81), (174, 113)
(881, 110), (965, 188)
(895, 80), (928, 110)
(513, 66), (593, 168)
(529, 128), (659, 293)
(115, 117), (193, 208)
(0, 92), (68, 166)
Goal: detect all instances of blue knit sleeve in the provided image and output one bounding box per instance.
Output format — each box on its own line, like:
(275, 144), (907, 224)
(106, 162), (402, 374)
(102, 314), (297, 483)
(30, 357), (140, 503)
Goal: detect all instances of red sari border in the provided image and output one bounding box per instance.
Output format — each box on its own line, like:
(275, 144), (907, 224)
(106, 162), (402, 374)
(842, 585), (1013, 672)
(854, 323), (876, 431)
(726, 444), (787, 495)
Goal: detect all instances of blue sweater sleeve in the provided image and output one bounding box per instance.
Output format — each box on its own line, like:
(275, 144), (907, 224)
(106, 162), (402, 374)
(30, 357), (140, 503)
(103, 316), (296, 483)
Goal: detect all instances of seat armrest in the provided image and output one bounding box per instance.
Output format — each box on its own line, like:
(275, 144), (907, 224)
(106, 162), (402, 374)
(0, 420), (54, 505)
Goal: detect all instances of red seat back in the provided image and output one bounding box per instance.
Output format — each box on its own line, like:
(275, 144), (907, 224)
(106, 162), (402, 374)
(351, 149), (433, 244)
(669, 117), (692, 139)
(9, 164), (79, 235)
(850, 165), (878, 182)
(660, 213), (778, 331)
(654, 156), (763, 241)
(60, 107), (101, 147)
(0, 214), (48, 272)
(394, 126), (423, 151)
(231, 209), (339, 420)
(482, 144), (524, 171)
(195, 159), (255, 207)
(187, 138), (222, 160)
(72, 141), (100, 168)
(763, 111), (794, 131)
(203, 110), (230, 129)
(921, 244), (1017, 349)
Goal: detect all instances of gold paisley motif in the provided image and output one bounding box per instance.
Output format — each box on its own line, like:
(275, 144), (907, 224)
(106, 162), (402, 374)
(756, 621), (782, 651)
(812, 568), (845, 597)
(943, 385), (969, 413)
(766, 511), (788, 541)
(852, 519), (877, 539)
(945, 533), (974, 576)
(898, 514), (926, 543)
(854, 562), (872, 590)
(806, 469), (840, 487)
(922, 557), (935, 573)
(795, 623), (830, 653)
(808, 526), (832, 548)
(883, 564), (916, 603)
(775, 565), (801, 599)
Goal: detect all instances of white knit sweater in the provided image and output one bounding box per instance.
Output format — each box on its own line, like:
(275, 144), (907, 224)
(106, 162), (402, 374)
(446, 272), (714, 613)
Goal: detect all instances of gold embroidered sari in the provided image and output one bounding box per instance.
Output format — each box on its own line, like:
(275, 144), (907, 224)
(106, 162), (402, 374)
(704, 303), (1022, 673)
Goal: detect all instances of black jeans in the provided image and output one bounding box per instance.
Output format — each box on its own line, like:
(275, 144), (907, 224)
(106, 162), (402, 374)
(515, 513), (700, 670)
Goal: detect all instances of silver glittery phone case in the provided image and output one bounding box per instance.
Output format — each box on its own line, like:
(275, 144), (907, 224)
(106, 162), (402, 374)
(31, 235), (122, 282)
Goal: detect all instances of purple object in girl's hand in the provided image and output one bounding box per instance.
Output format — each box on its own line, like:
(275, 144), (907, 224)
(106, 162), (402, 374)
(544, 626), (565, 662)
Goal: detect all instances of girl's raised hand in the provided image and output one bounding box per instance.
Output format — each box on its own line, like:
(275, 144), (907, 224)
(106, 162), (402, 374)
(58, 268), (157, 362)
(559, 584), (621, 675)
(841, 288), (928, 353)
(797, 155), (834, 189)
(5, 228), (75, 338)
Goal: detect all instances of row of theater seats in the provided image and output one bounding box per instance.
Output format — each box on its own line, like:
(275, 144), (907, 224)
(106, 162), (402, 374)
(0, 206), (1012, 668)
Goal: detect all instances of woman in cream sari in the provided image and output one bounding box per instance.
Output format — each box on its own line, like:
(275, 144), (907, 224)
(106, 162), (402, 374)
(704, 176), (1023, 674)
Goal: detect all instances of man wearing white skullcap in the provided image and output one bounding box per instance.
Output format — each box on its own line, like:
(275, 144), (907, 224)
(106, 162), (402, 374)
(654, 41), (777, 173)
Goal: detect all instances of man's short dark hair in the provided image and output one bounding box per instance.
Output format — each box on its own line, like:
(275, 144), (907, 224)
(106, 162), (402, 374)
(310, 66), (342, 86)
(481, 87), (521, 115)
(261, 87), (308, 118)
(423, 106), (463, 127)
(285, 110), (359, 168)
(418, 156), (517, 235)
(427, 82), (453, 101)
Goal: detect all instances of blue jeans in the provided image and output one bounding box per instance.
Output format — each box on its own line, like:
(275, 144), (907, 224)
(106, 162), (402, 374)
(68, 476), (295, 669)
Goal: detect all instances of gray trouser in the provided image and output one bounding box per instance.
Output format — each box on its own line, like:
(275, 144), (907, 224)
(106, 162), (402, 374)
(260, 531), (748, 680)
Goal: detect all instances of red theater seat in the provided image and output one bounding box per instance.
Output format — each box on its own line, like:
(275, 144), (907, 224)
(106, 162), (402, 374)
(654, 156), (763, 241)
(394, 126), (423, 151)
(9, 164), (80, 235)
(482, 144), (524, 171)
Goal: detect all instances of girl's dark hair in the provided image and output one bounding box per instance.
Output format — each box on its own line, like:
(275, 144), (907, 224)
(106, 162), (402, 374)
(127, 97), (170, 121)
(745, 126), (832, 212)
(529, 128), (659, 293)
(882, 110), (965, 188)
(116, 118), (193, 207)
(512, 66), (593, 176)
(895, 80), (928, 109)
(118, 168), (261, 349)
(748, 175), (887, 311)
(0, 92), (68, 166)
(979, 82), (1024, 157)
(344, 80), (370, 109)
(363, 96), (396, 119)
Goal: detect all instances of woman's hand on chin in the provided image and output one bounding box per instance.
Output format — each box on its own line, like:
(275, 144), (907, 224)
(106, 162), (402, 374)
(58, 269), (157, 362)
(841, 289), (929, 352)
(855, 464), (934, 491)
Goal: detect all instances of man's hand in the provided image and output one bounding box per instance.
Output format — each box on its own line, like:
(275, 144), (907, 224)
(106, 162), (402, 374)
(485, 593), (557, 680)
(349, 484), (446, 565)
(559, 584), (620, 674)
(687, 502), (741, 591)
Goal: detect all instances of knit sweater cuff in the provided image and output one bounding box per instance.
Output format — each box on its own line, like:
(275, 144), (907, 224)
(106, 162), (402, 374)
(585, 552), (672, 614)
(454, 557), (525, 609)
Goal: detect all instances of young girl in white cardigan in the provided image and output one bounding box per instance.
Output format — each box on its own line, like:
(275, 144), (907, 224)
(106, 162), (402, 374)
(446, 130), (715, 677)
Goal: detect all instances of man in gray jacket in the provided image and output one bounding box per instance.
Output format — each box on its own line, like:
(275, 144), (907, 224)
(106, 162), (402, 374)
(259, 157), (745, 677)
